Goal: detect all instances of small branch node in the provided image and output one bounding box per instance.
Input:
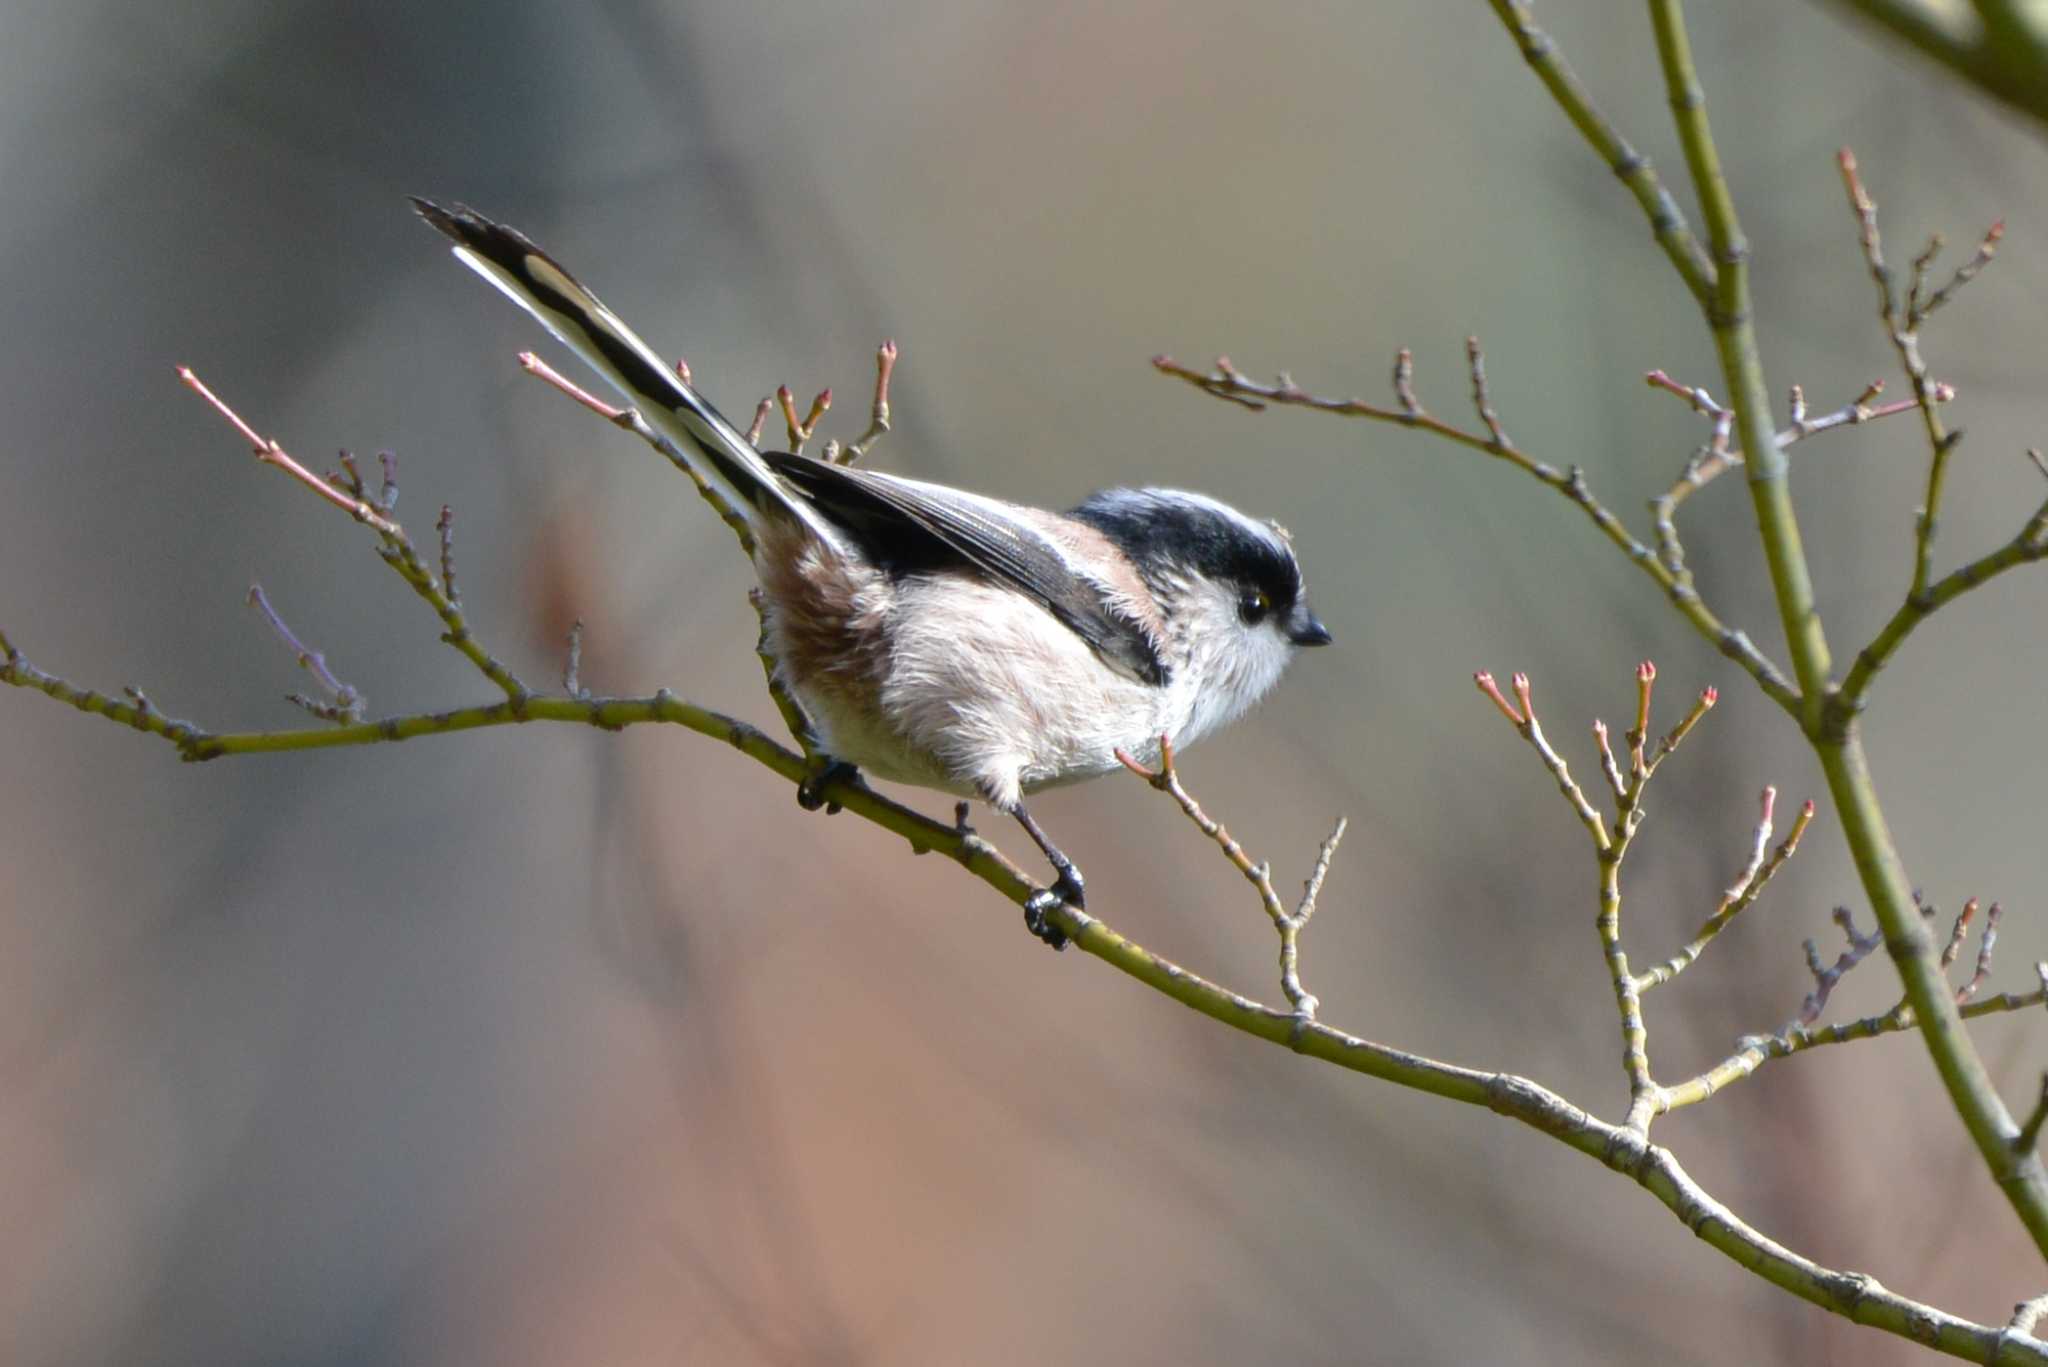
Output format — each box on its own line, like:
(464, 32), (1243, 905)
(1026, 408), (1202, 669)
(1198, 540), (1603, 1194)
(1392, 348), (1422, 419)
(1465, 336), (1508, 447)
(436, 504), (459, 607)
(563, 619), (587, 700)
(1593, 719), (1624, 799)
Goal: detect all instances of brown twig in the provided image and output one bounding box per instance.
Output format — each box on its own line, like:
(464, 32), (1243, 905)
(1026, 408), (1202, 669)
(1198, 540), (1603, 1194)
(1115, 735), (1343, 1020)
(1645, 367), (1947, 571)
(518, 350), (757, 557)
(1956, 901), (2003, 1004)
(1155, 352), (1801, 716)
(1475, 671), (1608, 852)
(177, 367), (400, 535)
(1939, 896), (1982, 973)
(745, 397), (773, 447)
(838, 340), (897, 465)
(184, 368), (529, 701)
(1837, 148), (2000, 606)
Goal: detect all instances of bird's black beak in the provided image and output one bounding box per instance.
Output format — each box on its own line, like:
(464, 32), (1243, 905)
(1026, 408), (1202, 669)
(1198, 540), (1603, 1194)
(1288, 612), (1333, 647)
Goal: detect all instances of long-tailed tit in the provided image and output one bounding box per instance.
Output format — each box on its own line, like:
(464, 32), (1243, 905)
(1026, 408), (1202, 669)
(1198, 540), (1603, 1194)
(413, 200), (1329, 948)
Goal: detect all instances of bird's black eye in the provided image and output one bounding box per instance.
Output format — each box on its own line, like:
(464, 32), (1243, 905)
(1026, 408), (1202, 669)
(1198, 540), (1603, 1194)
(1238, 588), (1272, 625)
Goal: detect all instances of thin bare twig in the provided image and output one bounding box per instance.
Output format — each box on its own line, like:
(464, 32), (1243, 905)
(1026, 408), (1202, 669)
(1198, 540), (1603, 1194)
(1798, 907), (1888, 1028)
(839, 340), (897, 465)
(1956, 901), (2004, 1004)
(1844, 453), (2048, 702)
(1636, 790), (1816, 991)
(518, 350), (757, 557)
(1116, 735), (1343, 1020)
(178, 367), (400, 535)
(246, 584), (364, 724)
(1837, 148), (2001, 606)
(1155, 353), (1801, 716)
(778, 384), (831, 456)
(183, 368), (529, 701)
(1475, 671), (1609, 852)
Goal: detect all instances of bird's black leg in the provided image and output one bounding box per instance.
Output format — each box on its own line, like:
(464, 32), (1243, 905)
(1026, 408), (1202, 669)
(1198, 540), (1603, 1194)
(1011, 802), (1084, 951)
(796, 758), (860, 814)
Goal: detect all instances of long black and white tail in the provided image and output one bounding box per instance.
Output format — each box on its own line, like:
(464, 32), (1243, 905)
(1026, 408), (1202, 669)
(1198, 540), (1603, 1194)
(411, 199), (843, 551)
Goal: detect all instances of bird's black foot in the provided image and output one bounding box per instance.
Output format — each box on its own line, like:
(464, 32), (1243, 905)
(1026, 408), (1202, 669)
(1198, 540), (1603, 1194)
(1022, 890), (1070, 951)
(1008, 801), (1086, 950)
(796, 759), (859, 813)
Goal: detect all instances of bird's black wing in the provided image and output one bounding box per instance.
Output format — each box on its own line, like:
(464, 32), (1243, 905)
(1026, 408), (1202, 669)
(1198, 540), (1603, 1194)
(761, 452), (1167, 686)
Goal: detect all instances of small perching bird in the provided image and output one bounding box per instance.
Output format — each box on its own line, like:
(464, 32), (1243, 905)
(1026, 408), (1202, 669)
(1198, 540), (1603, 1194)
(413, 200), (1329, 947)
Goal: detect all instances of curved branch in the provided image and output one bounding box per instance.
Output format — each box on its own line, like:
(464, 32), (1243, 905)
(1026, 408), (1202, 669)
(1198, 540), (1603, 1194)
(10, 619), (2037, 1360)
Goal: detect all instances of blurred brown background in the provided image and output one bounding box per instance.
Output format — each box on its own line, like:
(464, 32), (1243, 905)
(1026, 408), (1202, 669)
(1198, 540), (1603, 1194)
(3, 3), (2046, 1363)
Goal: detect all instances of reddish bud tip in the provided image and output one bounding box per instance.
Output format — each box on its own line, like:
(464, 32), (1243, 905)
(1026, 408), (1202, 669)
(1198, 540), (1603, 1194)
(1801, 800), (1816, 816)
(1638, 660), (1657, 681)
(777, 384), (794, 401)
(1511, 672), (1530, 691)
(1837, 147), (1856, 168)
(1760, 786), (1777, 820)
(1702, 686), (1718, 705)
(1474, 671), (1493, 685)
(1990, 219), (2006, 239)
